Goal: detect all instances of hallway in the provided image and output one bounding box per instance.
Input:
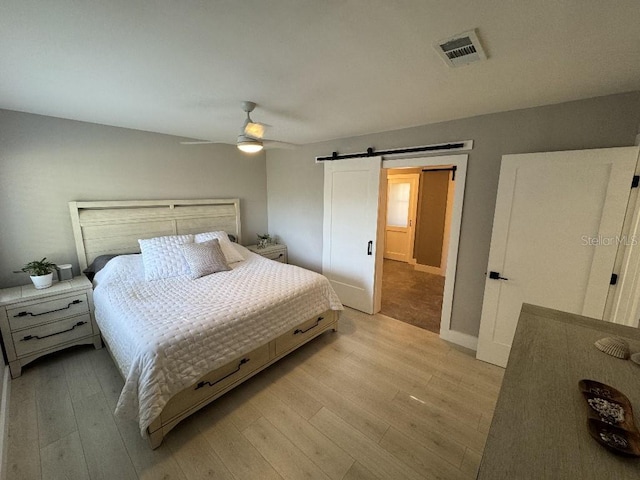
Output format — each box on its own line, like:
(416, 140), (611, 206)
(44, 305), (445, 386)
(380, 259), (445, 334)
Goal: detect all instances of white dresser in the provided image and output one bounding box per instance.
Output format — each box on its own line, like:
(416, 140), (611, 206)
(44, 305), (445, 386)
(0, 276), (101, 377)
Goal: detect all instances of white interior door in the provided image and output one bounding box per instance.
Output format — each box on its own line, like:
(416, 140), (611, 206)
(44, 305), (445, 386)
(384, 174), (419, 262)
(323, 157), (382, 314)
(477, 147), (639, 367)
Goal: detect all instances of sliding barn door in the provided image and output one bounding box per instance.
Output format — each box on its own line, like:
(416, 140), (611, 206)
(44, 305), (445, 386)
(323, 157), (382, 314)
(477, 147), (639, 367)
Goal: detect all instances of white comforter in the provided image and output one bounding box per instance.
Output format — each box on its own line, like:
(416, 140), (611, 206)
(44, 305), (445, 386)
(92, 247), (343, 436)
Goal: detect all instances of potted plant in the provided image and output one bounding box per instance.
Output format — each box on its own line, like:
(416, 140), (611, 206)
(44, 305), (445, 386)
(20, 258), (57, 289)
(257, 233), (272, 249)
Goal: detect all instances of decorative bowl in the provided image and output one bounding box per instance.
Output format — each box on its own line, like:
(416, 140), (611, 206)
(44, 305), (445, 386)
(587, 418), (640, 457)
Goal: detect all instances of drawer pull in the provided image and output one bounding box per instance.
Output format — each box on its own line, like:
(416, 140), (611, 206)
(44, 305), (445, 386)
(14, 299), (83, 318)
(20, 320), (87, 342)
(195, 358), (250, 390)
(294, 317), (324, 335)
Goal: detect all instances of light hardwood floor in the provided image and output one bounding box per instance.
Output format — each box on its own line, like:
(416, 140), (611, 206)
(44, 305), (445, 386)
(3, 308), (504, 480)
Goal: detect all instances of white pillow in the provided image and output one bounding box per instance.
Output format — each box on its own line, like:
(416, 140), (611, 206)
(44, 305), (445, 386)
(180, 239), (231, 279)
(138, 234), (194, 281)
(195, 231), (244, 263)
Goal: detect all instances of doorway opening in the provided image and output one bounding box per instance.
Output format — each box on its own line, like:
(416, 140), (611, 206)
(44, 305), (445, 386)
(380, 166), (455, 334)
(321, 152), (469, 347)
(373, 154), (469, 348)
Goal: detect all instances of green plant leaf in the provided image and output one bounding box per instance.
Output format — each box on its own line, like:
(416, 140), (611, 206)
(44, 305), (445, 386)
(20, 257), (57, 276)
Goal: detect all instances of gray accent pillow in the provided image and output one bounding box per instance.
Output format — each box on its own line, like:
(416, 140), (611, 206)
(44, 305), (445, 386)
(180, 239), (231, 279)
(83, 254), (122, 281)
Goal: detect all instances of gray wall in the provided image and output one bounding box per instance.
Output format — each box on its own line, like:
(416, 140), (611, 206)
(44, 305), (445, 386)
(0, 109), (268, 288)
(266, 91), (640, 337)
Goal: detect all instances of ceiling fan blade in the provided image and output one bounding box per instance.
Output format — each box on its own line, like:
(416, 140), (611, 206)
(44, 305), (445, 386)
(179, 140), (237, 145)
(263, 139), (299, 150)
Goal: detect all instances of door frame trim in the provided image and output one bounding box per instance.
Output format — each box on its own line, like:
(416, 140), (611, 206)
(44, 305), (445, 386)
(381, 154), (469, 348)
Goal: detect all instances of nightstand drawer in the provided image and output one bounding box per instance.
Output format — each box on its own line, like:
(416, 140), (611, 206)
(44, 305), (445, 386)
(246, 244), (288, 264)
(7, 293), (89, 331)
(12, 313), (93, 357)
(262, 250), (286, 262)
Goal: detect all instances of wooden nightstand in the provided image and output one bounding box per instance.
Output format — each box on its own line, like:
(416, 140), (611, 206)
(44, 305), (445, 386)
(246, 244), (288, 263)
(0, 276), (101, 378)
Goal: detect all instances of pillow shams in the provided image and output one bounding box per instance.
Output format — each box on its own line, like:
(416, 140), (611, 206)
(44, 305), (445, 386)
(180, 239), (231, 279)
(195, 231), (244, 263)
(138, 234), (194, 281)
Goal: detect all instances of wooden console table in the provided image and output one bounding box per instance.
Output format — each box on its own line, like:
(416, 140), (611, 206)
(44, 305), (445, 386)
(478, 304), (640, 479)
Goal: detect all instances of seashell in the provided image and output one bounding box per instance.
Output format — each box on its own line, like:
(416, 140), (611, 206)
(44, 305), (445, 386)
(631, 352), (640, 366)
(594, 337), (630, 359)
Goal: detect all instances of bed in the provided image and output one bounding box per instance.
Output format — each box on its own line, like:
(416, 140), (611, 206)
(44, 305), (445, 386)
(68, 199), (343, 448)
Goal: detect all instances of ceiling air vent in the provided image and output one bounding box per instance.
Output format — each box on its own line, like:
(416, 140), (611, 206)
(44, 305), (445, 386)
(434, 29), (487, 67)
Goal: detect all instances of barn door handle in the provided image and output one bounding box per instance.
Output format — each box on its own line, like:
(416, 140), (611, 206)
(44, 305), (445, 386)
(367, 241), (373, 255)
(489, 271), (509, 281)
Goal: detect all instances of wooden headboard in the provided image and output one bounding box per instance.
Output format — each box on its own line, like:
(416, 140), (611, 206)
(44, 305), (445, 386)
(69, 199), (241, 270)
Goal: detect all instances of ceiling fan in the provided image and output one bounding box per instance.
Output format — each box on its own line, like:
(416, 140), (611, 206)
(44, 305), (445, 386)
(180, 101), (295, 153)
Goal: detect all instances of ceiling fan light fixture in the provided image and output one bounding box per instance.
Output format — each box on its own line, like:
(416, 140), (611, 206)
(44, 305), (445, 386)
(237, 135), (263, 153)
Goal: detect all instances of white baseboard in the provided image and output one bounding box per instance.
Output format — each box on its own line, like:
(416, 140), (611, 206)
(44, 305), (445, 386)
(0, 364), (10, 480)
(414, 263), (444, 276)
(439, 328), (478, 351)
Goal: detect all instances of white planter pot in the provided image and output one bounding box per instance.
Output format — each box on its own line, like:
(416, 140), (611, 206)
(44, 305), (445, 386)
(30, 273), (53, 289)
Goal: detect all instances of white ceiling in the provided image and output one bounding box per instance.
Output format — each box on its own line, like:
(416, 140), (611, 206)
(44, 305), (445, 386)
(2, 1), (640, 145)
